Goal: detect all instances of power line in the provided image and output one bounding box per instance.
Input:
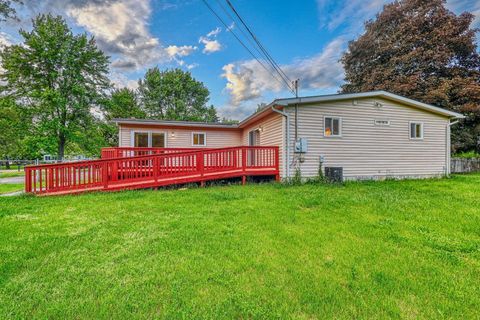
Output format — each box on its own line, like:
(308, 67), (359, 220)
(201, 0), (296, 95)
(200, 0), (288, 92)
(214, 0), (267, 66)
(215, 0), (296, 94)
(224, 0), (295, 93)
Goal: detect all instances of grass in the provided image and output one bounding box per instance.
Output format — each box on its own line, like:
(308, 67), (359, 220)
(0, 183), (24, 194)
(0, 165), (24, 171)
(0, 170), (25, 179)
(453, 151), (480, 159)
(0, 174), (479, 319)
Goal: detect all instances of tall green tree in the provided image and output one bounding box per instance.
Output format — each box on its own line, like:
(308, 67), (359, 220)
(0, 96), (25, 166)
(0, 14), (110, 159)
(103, 87), (145, 120)
(138, 67), (218, 122)
(341, 0), (480, 152)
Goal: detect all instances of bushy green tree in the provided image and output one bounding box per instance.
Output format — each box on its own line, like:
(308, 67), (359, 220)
(0, 97), (24, 166)
(0, 14), (110, 159)
(138, 67), (218, 122)
(103, 88), (145, 121)
(341, 0), (480, 152)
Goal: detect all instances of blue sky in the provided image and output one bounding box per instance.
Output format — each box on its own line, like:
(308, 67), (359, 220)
(1, 0), (479, 120)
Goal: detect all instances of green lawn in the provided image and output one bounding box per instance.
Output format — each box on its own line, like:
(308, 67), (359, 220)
(1, 175), (479, 319)
(0, 170), (24, 179)
(0, 183), (24, 194)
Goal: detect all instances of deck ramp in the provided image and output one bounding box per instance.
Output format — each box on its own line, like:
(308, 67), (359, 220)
(25, 146), (279, 196)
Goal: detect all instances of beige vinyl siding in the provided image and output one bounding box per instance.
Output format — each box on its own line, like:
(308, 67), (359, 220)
(119, 125), (242, 148)
(242, 113), (285, 177)
(287, 98), (449, 179)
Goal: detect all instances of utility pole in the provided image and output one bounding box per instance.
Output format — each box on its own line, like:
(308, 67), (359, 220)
(293, 79), (299, 98)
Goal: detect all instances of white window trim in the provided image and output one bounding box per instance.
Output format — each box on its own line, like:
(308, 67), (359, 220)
(191, 132), (207, 147)
(130, 130), (167, 147)
(409, 121), (424, 140)
(323, 116), (342, 138)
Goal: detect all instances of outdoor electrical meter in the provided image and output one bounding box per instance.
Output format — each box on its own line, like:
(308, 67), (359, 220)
(294, 138), (308, 153)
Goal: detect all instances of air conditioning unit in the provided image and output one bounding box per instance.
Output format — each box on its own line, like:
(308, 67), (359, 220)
(325, 167), (343, 183)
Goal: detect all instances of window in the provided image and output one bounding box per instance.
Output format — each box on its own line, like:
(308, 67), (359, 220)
(410, 122), (423, 139)
(324, 117), (341, 137)
(134, 132), (149, 147)
(132, 131), (166, 147)
(192, 132), (206, 146)
(152, 133), (165, 147)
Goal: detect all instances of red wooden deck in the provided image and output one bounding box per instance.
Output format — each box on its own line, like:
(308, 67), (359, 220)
(25, 146), (279, 196)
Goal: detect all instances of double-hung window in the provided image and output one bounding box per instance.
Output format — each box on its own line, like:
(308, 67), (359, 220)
(324, 117), (342, 137)
(192, 132), (206, 146)
(409, 122), (423, 139)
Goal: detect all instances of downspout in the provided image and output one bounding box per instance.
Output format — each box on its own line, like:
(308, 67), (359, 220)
(271, 105), (290, 178)
(447, 119), (459, 175)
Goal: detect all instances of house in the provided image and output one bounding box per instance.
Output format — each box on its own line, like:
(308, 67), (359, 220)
(113, 91), (464, 181)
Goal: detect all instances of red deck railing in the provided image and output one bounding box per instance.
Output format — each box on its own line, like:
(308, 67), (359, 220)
(101, 147), (206, 159)
(25, 146), (279, 195)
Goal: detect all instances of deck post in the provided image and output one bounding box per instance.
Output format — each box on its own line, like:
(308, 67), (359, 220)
(25, 167), (31, 193)
(242, 147), (246, 172)
(241, 147), (247, 185)
(48, 168), (54, 192)
(103, 162), (109, 189)
(154, 157), (158, 182)
(275, 147), (280, 181)
(112, 159), (118, 181)
(198, 151), (204, 178)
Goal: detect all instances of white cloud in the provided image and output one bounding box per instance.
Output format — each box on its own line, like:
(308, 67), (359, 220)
(17, 0), (198, 71)
(110, 72), (139, 90)
(0, 32), (13, 47)
(199, 27), (223, 54)
(200, 38), (222, 54)
(218, 101), (263, 121)
(66, 0), (167, 70)
(166, 45), (197, 58)
(222, 38), (345, 106)
(207, 27), (221, 37)
(0, 32), (14, 80)
(186, 63), (199, 70)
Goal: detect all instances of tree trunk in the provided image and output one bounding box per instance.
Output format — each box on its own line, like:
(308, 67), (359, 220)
(58, 135), (66, 161)
(5, 157), (10, 170)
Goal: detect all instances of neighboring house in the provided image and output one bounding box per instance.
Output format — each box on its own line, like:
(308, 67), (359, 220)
(114, 91), (464, 181)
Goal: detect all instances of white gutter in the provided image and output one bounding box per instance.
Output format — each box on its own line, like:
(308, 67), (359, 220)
(271, 105), (290, 178)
